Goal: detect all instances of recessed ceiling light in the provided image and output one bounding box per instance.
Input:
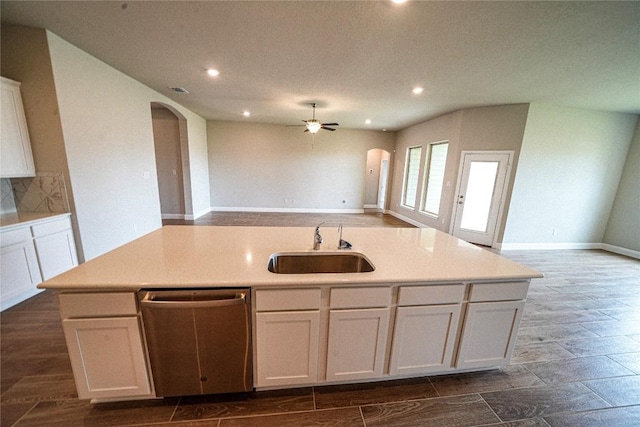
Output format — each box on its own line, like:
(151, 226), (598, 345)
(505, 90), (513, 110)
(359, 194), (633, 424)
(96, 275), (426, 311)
(242, 111), (250, 117)
(206, 68), (220, 77)
(412, 87), (424, 95)
(365, 119), (372, 125)
(170, 87), (189, 94)
(391, 0), (408, 4)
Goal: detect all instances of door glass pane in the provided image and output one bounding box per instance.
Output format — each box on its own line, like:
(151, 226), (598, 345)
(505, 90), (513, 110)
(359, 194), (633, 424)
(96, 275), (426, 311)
(460, 161), (499, 232)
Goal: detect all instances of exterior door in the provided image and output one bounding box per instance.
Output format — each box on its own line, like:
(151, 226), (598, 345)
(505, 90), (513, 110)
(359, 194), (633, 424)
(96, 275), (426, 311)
(451, 152), (512, 246)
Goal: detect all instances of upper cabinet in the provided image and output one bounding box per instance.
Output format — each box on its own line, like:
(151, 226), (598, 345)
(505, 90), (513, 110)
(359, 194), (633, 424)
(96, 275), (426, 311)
(1, 77), (35, 178)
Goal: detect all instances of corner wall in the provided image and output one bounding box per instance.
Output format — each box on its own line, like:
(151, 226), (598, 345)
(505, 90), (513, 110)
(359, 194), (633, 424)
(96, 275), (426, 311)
(502, 103), (637, 249)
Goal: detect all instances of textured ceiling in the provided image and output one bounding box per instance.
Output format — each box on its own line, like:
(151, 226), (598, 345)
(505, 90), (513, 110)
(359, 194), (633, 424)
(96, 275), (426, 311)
(1, 1), (638, 131)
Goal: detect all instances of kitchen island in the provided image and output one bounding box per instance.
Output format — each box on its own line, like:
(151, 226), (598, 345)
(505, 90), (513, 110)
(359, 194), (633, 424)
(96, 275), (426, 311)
(40, 225), (541, 401)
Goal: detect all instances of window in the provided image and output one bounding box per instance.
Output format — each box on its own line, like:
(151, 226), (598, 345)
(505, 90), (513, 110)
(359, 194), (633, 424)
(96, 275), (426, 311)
(401, 146), (422, 208)
(420, 142), (449, 217)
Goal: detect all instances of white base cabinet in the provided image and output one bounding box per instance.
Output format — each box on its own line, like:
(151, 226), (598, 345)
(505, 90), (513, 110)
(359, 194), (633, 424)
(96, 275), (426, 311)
(389, 304), (461, 375)
(63, 317), (151, 399)
(0, 231), (42, 310)
(0, 215), (78, 311)
(456, 300), (525, 370)
(253, 281), (528, 390)
(326, 307), (389, 381)
(254, 288), (321, 388)
(59, 292), (152, 400)
(255, 311), (320, 387)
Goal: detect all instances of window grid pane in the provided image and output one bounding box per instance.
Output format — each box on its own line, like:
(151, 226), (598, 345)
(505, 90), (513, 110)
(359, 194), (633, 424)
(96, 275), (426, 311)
(402, 147), (422, 208)
(421, 143), (449, 216)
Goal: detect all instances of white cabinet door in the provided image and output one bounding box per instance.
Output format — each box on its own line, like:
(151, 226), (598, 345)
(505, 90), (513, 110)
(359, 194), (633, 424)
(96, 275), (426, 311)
(255, 310), (320, 387)
(62, 317), (152, 400)
(389, 304), (461, 376)
(326, 308), (389, 382)
(34, 229), (78, 280)
(0, 77), (35, 178)
(0, 241), (42, 310)
(456, 300), (525, 370)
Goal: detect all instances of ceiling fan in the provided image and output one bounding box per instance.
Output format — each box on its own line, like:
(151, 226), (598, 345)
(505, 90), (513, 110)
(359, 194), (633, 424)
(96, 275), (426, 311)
(297, 103), (339, 134)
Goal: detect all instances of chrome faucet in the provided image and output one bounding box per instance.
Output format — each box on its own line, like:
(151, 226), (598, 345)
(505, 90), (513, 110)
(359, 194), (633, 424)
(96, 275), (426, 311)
(338, 224), (352, 249)
(313, 222), (324, 250)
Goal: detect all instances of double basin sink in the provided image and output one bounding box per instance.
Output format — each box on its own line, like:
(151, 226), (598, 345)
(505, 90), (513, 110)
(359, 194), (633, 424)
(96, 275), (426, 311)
(268, 252), (375, 274)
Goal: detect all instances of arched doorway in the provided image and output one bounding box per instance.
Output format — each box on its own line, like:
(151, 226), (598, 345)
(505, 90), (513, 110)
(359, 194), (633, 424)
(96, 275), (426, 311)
(150, 103), (193, 220)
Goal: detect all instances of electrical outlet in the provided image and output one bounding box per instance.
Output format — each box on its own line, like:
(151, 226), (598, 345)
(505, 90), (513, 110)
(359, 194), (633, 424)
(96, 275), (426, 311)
(552, 228), (557, 236)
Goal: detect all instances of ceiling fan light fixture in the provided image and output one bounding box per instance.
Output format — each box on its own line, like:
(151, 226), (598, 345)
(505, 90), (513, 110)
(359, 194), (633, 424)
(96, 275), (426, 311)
(306, 120), (322, 134)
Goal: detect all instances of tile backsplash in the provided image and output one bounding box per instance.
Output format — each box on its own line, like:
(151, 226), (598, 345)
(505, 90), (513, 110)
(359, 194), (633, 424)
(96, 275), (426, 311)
(1, 178), (17, 214)
(11, 172), (70, 213)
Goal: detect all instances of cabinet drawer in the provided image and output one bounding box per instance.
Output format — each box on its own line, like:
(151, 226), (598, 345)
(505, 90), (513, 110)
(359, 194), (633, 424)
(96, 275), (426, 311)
(31, 217), (72, 237)
(0, 227), (31, 247)
(59, 292), (138, 318)
(255, 288), (321, 311)
(398, 284), (465, 306)
(469, 282), (529, 302)
(330, 286), (391, 309)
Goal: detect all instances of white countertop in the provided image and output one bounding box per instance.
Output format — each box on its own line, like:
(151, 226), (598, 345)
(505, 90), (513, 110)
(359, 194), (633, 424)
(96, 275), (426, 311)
(0, 212), (71, 231)
(40, 226), (542, 290)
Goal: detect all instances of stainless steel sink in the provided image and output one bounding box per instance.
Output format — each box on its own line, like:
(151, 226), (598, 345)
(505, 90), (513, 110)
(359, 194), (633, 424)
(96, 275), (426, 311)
(267, 252), (375, 274)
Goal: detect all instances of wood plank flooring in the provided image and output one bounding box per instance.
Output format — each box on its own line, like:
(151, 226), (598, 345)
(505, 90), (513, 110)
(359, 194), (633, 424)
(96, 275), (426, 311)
(2, 212), (639, 426)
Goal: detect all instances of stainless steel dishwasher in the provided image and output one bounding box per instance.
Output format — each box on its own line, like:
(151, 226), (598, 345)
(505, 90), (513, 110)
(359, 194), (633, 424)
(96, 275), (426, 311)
(139, 289), (252, 397)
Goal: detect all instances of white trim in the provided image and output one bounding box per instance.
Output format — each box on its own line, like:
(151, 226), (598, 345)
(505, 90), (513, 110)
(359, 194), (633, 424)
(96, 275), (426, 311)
(388, 210), (429, 228)
(363, 204), (379, 209)
(600, 244), (640, 260)
(497, 242), (601, 251)
(210, 207), (365, 214)
(497, 242), (639, 259)
(192, 206), (212, 220)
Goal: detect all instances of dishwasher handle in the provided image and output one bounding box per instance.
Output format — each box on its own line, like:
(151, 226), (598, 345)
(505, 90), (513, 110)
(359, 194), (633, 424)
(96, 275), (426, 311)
(140, 291), (247, 309)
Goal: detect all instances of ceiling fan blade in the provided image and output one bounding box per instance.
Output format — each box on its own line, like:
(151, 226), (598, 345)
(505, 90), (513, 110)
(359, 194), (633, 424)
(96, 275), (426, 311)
(303, 128), (309, 132)
(321, 126), (336, 131)
(321, 123), (339, 126)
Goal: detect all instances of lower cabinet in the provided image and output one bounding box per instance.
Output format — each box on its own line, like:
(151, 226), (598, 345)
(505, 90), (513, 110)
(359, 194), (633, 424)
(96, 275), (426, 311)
(63, 317), (151, 400)
(59, 292), (152, 400)
(389, 304), (461, 375)
(0, 228), (42, 311)
(326, 307), (389, 381)
(33, 218), (78, 281)
(255, 311), (320, 387)
(456, 300), (525, 369)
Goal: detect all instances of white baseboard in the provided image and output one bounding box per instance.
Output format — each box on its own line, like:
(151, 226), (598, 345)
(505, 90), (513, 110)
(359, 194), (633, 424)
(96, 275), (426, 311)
(600, 243), (640, 260)
(387, 210), (429, 228)
(210, 207), (365, 214)
(497, 242), (639, 260)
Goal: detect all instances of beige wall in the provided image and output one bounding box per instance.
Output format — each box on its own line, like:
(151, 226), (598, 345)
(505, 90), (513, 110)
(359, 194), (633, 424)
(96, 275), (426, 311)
(207, 121), (396, 212)
(503, 103), (637, 247)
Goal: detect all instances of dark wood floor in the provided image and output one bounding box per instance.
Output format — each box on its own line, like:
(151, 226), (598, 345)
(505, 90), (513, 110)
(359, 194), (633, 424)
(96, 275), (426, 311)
(2, 213), (639, 426)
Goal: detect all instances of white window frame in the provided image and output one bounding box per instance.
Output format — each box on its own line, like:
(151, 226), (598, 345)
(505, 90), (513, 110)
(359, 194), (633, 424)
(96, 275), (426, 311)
(420, 141), (449, 219)
(401, 145), (423, 209)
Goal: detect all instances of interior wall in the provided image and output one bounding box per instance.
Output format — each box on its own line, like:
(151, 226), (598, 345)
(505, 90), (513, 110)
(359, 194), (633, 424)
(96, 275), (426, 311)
(503, 103), (637, 247)
(0, 25), (210, 261)
(151, 106), (185, 216)
(603, 117), (640, 252)
(207, 121), (396, 212)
